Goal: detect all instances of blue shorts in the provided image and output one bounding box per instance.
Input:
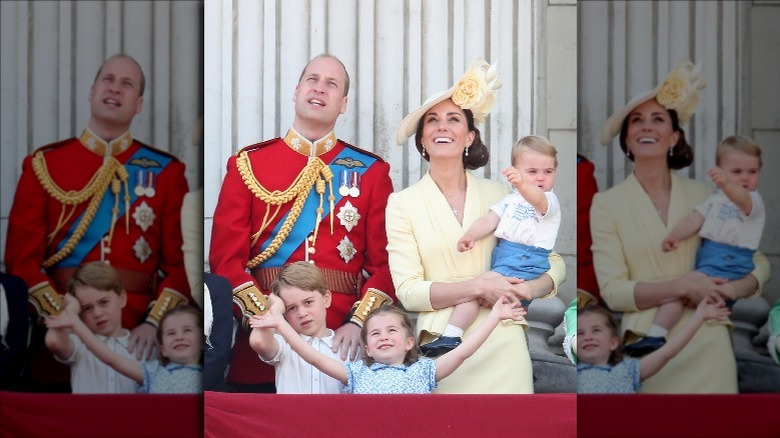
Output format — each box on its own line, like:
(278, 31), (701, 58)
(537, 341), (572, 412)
(696, 239), (754, 281)
(490, 239), (550, 280)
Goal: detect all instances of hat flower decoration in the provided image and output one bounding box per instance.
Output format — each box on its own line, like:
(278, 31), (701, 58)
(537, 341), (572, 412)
(600, 58), (706, 145)
(396, 58), (502, 145)
(451, 58), (503, 124)
(655, 59), (706, 124)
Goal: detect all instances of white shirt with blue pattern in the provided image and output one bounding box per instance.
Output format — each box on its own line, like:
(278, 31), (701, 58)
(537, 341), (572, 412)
(141, 360), (203, 393)
(344, 358), (437, 394)
(577, 357), (641, 393)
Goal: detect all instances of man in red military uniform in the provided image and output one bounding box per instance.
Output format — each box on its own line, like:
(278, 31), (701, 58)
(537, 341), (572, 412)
(5, 54), (191, 391)
(210, 54), (396, 392)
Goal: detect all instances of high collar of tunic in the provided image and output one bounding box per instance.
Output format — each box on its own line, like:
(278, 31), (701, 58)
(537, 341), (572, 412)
(79, 128), (133, 158)
(284, 127), (337, 157)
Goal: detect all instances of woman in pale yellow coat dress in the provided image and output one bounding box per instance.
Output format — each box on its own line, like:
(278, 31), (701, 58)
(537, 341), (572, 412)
(591, 60), (770, 393)
(386, 59), (566, 393)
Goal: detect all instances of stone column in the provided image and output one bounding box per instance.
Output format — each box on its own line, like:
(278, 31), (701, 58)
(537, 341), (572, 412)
(527, 296), (576, 393)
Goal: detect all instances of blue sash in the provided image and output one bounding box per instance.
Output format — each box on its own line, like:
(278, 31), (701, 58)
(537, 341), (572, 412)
(259, 147), (376, 267)
(53, 146), (172, 268)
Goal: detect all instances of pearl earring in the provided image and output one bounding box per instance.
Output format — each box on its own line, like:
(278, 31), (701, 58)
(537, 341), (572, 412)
(669, 146), (674, 157)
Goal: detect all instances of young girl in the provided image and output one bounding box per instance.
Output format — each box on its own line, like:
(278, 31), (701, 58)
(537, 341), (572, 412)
(249, 294), (525, 394)
(577, 297), (729, 393)
(47, 299), (203, 393)
(421, 136), (561, 357)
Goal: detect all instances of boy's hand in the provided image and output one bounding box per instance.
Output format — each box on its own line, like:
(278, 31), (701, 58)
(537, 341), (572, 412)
(707, 166), (727, 189)
(248, 312), (284, 330)
(457, 235), (475, 252)
(63, 294), (80, 315)
(45, 312), (81, 330)
(694, 296), (731, 322)
(266, 294), (285, 315)
(661, 235), (679, 252)
(489, 296), (527, 322)
(502, 167), (524, 190)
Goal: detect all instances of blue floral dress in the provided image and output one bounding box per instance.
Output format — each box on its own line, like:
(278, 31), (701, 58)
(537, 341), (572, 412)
(344, 358), (437, 394)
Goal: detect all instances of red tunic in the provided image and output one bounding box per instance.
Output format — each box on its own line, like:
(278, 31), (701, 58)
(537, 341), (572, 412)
(210, 133), (396, 385)
(5, 133), (191, 328)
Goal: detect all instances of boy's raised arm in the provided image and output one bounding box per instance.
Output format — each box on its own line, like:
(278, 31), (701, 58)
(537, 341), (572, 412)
(44, 294), (79, 360)
(249, 294), (283, 360)
(46, 309), (143, 384)
(250, 309), (349, 385)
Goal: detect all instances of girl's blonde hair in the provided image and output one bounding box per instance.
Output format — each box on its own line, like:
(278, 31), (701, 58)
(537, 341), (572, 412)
(578, 304), (624, 365)
(360, 305), (420, 367)
(511, 135), (558, 168)
(716, 135), (762, 168)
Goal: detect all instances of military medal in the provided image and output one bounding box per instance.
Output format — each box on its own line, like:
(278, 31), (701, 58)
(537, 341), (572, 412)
(133, 236), (152, 263)
(144, 172), (156, 198)
(134, 170), (145, 196)
(132, 201), (156, 232)
(336, 201), (361, 232)
(337, 236), (356, 263)
(348, 172), (360, 197)
(338, 169), (350, 197)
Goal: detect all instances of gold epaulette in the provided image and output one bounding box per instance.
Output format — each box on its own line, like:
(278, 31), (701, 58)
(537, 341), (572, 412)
(236, 151), (334, 268)
(32, 152), (129, 268)
(146, 288), (189, 327)
(349, 288), (393, 327)
(28, 282), (64, 317)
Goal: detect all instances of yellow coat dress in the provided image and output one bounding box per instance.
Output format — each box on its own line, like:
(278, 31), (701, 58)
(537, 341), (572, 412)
(591, 172), (769, 393)
(386, 172), (565, 393)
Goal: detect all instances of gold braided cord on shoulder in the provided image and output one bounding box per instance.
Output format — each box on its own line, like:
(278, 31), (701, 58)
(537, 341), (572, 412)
(237, 151), (326, 269)
(32, 151), (106, 204)
(32, 153), (126, 268)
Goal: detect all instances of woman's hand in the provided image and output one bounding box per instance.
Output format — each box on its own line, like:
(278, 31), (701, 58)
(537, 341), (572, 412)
(474, 271), (525, 306)
(677, 271), (729, 307)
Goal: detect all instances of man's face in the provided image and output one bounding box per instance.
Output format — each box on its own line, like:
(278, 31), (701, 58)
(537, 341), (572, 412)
(88, 56), (144, 130)
(292, 57), (348, 129)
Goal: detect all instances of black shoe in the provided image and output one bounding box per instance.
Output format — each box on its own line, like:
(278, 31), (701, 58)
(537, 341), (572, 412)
(420, 336), (462, 357)
(625, 336), (666, 357)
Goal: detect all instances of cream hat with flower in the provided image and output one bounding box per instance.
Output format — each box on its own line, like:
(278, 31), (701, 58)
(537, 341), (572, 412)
(395, 58), (502, 145)
(600, 59), (706, 146)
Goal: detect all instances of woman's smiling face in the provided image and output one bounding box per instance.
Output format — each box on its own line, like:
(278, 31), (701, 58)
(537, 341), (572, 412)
(420, 99), (475, 161)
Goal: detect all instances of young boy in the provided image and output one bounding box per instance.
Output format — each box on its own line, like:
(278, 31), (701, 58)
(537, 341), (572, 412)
(627, 135), (765, 357)
(44, 261), (141, 393)
(422, 135), (561, 357)
(248, 262), (345, 393)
